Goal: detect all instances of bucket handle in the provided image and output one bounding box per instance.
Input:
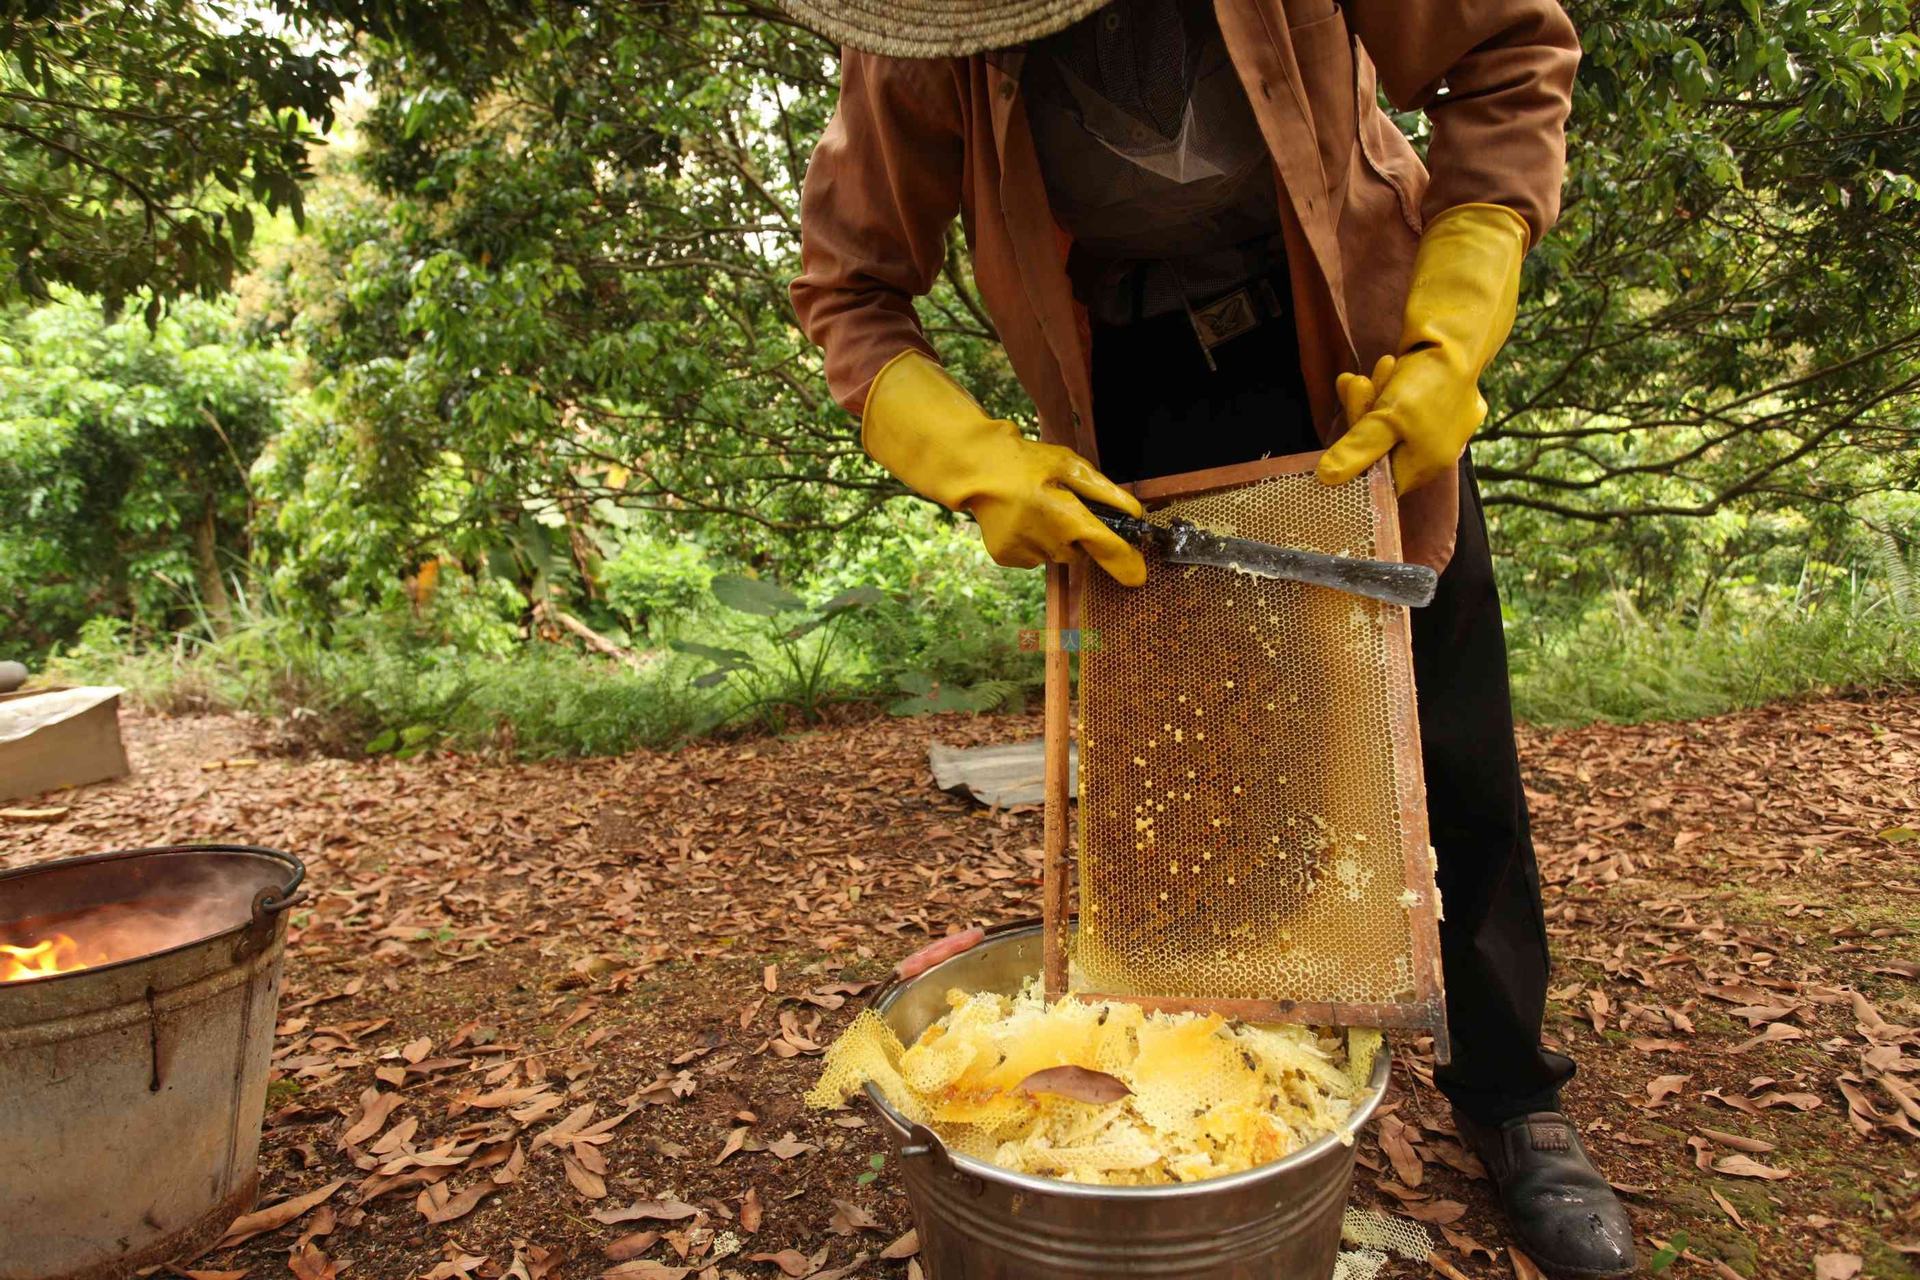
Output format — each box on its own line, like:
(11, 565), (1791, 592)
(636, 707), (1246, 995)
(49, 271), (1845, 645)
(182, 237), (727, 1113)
(899, 1124), (986, 1198)
(234, 883), (307, 962)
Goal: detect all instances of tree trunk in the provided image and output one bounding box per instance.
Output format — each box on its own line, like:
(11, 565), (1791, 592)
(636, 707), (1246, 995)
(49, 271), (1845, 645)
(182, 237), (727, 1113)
(193, 494), (232, 635)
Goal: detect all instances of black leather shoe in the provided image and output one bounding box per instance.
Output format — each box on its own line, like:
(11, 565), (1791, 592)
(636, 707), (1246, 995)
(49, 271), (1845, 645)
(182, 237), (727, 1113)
(1453, 1109), (1637, 1279)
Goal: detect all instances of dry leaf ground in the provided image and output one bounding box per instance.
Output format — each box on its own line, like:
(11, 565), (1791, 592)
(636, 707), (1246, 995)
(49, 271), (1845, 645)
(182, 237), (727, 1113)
(5, 692), (1917, 1280)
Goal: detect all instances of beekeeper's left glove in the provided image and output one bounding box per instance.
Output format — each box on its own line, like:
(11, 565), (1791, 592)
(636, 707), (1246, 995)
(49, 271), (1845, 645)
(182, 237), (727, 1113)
(1317, 204), (1530, 495)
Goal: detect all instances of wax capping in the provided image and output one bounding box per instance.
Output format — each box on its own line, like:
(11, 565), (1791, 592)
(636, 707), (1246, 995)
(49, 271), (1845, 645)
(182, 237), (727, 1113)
(810, 981), (1379, 1186)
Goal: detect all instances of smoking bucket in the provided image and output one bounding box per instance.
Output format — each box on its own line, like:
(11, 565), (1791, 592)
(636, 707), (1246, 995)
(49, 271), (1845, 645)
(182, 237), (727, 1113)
(0, 844), (305, 1280)
(862, 919), (1390, 1279)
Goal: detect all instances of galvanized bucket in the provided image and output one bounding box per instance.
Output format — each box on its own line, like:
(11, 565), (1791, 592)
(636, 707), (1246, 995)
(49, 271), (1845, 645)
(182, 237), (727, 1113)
(0, 844), (305, 1280)
(864, 920), (1390, 1280)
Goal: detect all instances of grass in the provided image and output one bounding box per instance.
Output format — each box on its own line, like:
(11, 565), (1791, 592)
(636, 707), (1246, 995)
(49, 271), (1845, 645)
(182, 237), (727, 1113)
(51, 612), (719, 758)
(42, 575), (1918, 759)
(1507, 590), (1919, 726)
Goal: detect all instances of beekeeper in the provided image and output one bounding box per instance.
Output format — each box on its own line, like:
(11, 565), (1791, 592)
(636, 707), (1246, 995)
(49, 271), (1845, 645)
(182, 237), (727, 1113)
(787, 0), (1628, 1273)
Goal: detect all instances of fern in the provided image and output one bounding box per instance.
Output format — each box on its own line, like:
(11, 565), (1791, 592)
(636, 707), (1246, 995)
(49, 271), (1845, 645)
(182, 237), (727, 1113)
(1870, 525), (1917, 620)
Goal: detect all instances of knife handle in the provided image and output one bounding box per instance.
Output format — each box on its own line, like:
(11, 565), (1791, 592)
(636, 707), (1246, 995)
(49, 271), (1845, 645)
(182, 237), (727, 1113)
(1084, 501), (1160, 547)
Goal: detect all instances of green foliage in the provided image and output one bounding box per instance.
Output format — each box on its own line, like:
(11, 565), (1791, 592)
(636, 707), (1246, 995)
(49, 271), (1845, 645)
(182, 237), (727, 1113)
(804, 508), (1046, 711)
(0, 297), (296, 653)
(253, 1), (1020, 606)
(1485, 1), (1920, 595)
(671, 575), (884, 732)
(0, 0), (344, 312)
(1508, 580), (1919, 726)
(244, 0), (1920, 662)
(887, 670), (1029, 716)
(601, 535), (718, 642)
(11, 0), (1920, 757)
(1649, 1231), (1690, 1273)
(51, 592), (714, 759)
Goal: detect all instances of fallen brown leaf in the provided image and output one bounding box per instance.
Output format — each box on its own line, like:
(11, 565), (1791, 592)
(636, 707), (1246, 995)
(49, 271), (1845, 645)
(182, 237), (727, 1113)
(1696, 1127), (1776, 1154)
(1399, 1198), (1466, 1226)
(591, 1200), (701, 1225)
(714, 1126), (748, 1165)
(340, 1091), (402, 1147)
(1018, 1065), (1131, 1104)
(1711, 1154), (1792, 1180)
(600, 1264), (692, 1280)
(1377, 1116), (1423, 1188)
(603, 1231), (663, 1261)
(1440, 1227), (1497, 1262)
(286, 1245), (338, 1280)
(1752, 1091), (1822, 1112)
(828, 1198), (883, 1235)
(745, 1250), (815, 1278)
(1814, 1256), (1863, 1280)
(218, 1179), (347, 1248)
(1629, 1037), (1688, 1054)
(563, 1152), (608, 1199)
(766, 1133), (816, 1160)
(1509, 1247), (1546, 1280)
(420, 1181), (498, 1225)
(533, 1102), (598, 1151)
(368, 1114), (418, 1156)
(1644, 1074), (1690, 1106)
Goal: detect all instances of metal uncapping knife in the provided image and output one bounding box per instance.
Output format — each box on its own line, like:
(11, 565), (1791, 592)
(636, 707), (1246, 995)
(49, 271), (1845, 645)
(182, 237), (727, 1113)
(1086, 503), (1439, 608)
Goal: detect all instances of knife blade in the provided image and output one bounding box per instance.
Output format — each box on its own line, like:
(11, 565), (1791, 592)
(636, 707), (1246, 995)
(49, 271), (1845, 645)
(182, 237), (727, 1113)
(1087, 503), (1438, 608)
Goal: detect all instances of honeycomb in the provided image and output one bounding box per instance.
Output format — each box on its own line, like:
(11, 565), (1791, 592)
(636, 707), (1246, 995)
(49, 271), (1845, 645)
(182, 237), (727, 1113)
(1074, 464), (1438, 1019)
(1342, 1206), (1434, 1262)
(808, 982), (1368, 1185)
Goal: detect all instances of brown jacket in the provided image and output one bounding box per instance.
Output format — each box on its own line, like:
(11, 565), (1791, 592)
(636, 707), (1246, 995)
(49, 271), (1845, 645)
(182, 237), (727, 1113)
(791, 0), (1579, 569)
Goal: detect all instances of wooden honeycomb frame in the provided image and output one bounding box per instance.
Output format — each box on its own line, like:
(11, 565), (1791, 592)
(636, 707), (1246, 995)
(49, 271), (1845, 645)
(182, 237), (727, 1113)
(1040, 450), (1449, 1058)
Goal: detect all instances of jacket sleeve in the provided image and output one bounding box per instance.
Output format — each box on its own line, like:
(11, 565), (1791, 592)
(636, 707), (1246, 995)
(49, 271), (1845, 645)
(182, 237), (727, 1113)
(790, 50), (967, 416)
(1345, 0), (1580, 243)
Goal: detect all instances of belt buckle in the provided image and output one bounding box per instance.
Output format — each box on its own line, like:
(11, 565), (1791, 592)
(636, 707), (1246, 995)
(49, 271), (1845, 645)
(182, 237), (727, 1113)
(1190, 286), (1259, 352)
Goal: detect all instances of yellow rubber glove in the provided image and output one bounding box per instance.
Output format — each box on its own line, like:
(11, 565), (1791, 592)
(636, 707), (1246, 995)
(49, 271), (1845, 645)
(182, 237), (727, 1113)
(863, 350), (1147, 586)
(1317, 203), (1530, 495)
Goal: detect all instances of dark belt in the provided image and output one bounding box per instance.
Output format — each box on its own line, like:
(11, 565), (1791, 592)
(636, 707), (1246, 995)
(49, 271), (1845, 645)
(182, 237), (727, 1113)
(1087, 261), (1291, 368)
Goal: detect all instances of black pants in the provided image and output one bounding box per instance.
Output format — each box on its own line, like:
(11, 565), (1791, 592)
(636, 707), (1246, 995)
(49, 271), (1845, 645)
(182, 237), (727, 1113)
(1090, 307), (1575, 1124)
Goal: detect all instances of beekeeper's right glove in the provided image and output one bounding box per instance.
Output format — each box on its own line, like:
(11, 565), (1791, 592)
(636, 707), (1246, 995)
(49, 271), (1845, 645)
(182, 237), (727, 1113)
(862, 350), (1147, 586)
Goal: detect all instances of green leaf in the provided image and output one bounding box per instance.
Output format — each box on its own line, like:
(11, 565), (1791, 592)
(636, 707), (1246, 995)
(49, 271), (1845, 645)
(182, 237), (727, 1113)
(819, 586), (885, 614)
(710, 574), (805, 616)
(1648, 1230), (1688, 1273)
(668, 638), (752, 666)
(365, 728), (398, 754)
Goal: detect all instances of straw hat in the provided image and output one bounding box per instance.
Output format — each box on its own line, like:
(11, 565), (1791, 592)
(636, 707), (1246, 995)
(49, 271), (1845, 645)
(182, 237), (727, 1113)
(779, 0), (1115, 57)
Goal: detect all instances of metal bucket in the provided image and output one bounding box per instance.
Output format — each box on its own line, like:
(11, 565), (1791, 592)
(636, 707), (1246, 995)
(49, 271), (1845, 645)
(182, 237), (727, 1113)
(864, 920), (1390, 1279)
(0, 844), (305, 1280)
